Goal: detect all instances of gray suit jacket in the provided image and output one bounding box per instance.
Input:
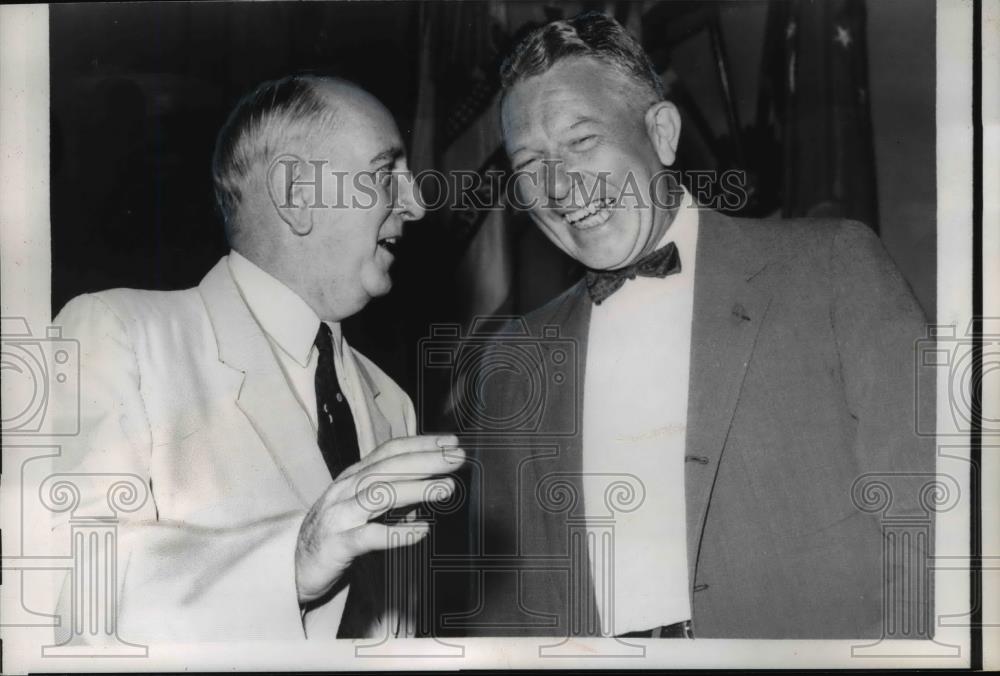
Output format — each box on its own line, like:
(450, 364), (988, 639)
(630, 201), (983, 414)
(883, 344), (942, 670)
(459, 210), (934, 638)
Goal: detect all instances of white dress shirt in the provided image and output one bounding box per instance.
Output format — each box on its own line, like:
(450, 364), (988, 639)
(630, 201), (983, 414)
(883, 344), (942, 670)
(582, 187), (699, 635)
(228, 250), (370, 634)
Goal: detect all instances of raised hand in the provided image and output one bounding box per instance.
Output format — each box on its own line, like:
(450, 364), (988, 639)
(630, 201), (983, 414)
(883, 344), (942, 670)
(294, 434), (463, 604)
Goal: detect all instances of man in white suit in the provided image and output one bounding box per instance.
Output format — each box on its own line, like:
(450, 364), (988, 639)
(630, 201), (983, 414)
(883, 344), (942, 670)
(51, 75), (463, 641)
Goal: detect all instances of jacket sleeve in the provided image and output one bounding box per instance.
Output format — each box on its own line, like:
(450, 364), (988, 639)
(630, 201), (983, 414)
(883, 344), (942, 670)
(50, 294), (308, 643)
(829, 221), (936, 637)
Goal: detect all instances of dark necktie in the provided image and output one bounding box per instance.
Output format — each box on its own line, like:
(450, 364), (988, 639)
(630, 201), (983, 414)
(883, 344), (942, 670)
(314, 322), (360, 479)
(313, 323), (375, 638)
(584, 241), (681, 305)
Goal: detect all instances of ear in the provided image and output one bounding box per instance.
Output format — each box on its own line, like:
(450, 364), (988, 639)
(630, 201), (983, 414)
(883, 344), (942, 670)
(266, 153), (313, 236)
(645, 101), (681, 167)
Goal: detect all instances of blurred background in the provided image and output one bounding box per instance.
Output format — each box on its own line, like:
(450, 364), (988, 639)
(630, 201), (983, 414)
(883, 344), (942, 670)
(50, 0), (937, 415)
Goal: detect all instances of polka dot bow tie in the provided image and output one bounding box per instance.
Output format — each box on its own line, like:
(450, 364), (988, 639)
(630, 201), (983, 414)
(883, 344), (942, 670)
(584, 241), (681, 305)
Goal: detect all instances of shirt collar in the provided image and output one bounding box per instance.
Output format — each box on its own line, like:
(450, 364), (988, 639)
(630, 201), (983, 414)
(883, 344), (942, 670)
(228, 250), (343, 366)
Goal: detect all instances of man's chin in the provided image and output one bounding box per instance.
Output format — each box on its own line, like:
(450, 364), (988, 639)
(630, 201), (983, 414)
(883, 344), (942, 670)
(575, 247), (638, 271)
(361, 278), (392, 301)
(363, 286), (391, 303)
(359, 261), (393, 296)
(564, 227), (641, 270)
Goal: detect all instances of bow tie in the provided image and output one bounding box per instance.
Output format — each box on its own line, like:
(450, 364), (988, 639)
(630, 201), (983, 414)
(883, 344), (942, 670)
(584, 242), (681, 305)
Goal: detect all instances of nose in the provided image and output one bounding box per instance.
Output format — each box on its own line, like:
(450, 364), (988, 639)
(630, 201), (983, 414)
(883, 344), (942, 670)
(542, 157), (572, 204)
(395, 170), (426, 222)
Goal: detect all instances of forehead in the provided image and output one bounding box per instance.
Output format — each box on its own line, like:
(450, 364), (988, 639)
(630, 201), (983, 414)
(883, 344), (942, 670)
(501, 57), (638, 139)
(310, 85), (402, 163)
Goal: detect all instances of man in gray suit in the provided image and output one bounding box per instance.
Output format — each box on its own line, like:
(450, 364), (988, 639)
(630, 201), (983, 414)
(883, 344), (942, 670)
(458, 12), (934, 639)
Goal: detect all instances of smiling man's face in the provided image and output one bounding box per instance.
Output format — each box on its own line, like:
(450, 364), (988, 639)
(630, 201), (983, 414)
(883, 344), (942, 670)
(501, 57), (679, 271)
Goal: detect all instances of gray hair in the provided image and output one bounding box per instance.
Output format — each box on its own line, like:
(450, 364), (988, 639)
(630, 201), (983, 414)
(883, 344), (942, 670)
(499, 12), (664, 110)
(211, 74), (338, 238)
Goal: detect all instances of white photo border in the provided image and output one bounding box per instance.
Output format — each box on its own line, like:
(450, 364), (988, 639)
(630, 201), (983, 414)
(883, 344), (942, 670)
(1, 0), (992, 671)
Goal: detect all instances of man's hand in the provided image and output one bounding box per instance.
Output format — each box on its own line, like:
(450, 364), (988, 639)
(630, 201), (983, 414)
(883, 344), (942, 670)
(294, 434), (464, 605)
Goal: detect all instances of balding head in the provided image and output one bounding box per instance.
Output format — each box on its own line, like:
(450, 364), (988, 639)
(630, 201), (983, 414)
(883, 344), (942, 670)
(211, 74), (376, 246)
(209, 74), (424, 322)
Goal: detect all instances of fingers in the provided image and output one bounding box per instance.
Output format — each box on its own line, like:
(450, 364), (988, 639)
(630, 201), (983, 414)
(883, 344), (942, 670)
(337, 477), (455, 527)
(329, 436), (463, 505)
(362, 447), (464, 481)
(344, 520), (431, 556)
(297, 437), (457, 603)
(339, 434), (462, 481)
(328, 449), (462, 505)
(295, 510), (433, 602)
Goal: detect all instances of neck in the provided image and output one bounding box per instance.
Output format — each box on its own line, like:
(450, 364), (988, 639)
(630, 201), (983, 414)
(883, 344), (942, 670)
(230, 241), (352, 323)
(658, 175), (688, 233)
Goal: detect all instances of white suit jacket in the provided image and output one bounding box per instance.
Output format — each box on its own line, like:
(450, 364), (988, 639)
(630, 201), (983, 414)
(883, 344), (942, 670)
(51, 256), (417, 642)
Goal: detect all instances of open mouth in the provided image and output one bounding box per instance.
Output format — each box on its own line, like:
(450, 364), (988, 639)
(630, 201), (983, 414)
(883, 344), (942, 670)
(562, 197), (617, 230)
(377, 236), (400, 255)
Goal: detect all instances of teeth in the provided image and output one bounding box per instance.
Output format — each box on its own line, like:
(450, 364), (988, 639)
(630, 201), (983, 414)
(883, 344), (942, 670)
(378, 236), (400, 253)
(564, 197), (616, 225)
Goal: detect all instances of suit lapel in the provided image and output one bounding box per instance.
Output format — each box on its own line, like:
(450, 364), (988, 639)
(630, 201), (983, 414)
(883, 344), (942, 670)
(522, 282), (600, 632)
(525, 280), (592, 518)
(684, 210), (772, 589)
(538, 281), (592, 479)
(198, 258), (332, 508)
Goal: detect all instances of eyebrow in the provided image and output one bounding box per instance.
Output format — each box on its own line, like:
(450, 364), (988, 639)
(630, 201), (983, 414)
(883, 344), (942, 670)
(369, 146), (404, 166)
(509, 116), (602, 156)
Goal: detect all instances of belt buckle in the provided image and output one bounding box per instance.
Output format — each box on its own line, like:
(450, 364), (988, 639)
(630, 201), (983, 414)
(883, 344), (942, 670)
(654, 619), (693, 638)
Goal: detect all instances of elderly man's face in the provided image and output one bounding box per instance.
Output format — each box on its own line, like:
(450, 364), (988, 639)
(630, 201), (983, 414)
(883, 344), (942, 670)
(502, 57), (677, 270)
(284, 86), (424, 320)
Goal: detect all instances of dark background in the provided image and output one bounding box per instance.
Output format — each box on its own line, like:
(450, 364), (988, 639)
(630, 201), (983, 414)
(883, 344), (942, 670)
(50, 0), (937, 415)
